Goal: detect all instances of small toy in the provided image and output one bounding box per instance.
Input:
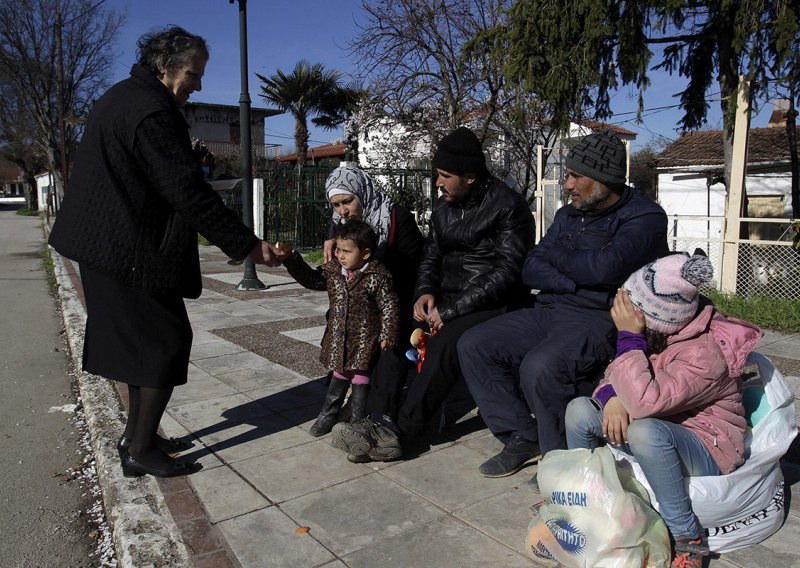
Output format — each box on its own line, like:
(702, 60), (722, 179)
(405, 327), (436, 372)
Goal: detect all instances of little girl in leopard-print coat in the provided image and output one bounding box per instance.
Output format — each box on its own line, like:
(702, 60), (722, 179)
(277, 219), (400, 437)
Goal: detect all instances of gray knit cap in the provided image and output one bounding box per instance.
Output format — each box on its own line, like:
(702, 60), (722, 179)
(565, 130), (627, 186)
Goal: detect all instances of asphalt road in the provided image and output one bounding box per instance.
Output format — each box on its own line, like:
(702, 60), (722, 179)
(0, 204), (100, 567)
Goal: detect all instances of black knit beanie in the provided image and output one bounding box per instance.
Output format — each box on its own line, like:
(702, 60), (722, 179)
(564, 130), (627, 186)
(432, 127), (487, 175)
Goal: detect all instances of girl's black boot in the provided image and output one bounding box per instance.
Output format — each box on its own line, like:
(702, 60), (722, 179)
(310, 378), (350, 437)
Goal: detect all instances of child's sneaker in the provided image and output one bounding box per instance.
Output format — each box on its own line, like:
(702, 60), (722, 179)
(671, 535), (709, 568)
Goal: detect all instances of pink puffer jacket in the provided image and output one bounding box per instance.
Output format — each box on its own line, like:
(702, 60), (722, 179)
(595, 305), (762, 474)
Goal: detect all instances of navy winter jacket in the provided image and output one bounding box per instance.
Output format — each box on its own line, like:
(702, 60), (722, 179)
(523, 187), (668, 312)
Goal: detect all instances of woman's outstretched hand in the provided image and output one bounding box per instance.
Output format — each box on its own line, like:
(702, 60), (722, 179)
(610, 288), (646, 334)
(249, 241), (282, 267)
(323, 238), (336, 262)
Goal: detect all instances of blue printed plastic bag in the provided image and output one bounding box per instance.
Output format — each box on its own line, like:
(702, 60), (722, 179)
(526, 446), (670, 567)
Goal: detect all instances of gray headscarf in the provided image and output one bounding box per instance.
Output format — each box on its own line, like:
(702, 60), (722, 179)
(326, 165), (393, 257)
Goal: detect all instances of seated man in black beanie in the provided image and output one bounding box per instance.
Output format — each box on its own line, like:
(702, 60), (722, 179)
(458, 130), (669, 482)
(331, 126), (534, 462)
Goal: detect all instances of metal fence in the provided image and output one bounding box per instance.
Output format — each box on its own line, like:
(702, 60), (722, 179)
(668, 215), (799, 300)
(214, 164), (434, 250)
(262, 164), (334, 249)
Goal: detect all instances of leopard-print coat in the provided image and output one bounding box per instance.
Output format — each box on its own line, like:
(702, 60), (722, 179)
(283, 255), (400, 372)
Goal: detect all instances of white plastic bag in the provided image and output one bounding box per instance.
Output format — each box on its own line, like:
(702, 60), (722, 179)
(610, 352), (797, 553)
(526, 446), (671, 567)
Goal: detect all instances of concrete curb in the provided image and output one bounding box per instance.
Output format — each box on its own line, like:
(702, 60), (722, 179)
(51, 248), (191, 568)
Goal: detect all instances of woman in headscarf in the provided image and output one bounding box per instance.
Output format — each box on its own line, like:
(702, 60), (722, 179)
(324, 164), (423, 320)
(322, 164), (425, 419)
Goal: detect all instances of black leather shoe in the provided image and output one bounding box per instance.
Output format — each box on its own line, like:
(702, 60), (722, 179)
(479, 435), (541, 477)
(121, 453), (202, 478)
(117, 435), (193, 460)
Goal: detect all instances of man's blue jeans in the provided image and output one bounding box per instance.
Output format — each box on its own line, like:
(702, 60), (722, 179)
(565, 396), (721, 540)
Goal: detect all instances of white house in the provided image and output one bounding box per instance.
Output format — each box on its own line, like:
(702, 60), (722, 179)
(655, 123), (797, 243)
(654, 112), (798, 294)
(0, 163), (25, 198)
(35, 170), (60, 213)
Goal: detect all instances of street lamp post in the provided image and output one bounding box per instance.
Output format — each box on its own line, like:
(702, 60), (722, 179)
(230, 0), (266, 290)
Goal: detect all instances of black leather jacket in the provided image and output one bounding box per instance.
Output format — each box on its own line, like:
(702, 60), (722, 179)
(415, 177), (534, 322)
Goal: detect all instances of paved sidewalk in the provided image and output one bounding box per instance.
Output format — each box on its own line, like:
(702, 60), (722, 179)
(55, 243), (800, 567)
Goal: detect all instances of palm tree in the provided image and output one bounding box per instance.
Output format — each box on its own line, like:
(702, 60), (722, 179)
(256, 60), (361, 168)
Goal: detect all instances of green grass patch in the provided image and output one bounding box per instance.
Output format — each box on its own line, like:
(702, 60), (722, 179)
(198, 234), (211, 246)
(303, 250), (324, 264)
(40, 245), (57, 294)
(705, 290), (800, 333)
(16, 207), (40, 216)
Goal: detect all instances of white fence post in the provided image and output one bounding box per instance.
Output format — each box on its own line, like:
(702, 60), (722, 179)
(253, 178), (264, 239)
(535, 145), (544, 244)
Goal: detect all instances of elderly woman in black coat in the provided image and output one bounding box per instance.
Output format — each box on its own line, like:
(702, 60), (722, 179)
(49, 27), (278, 478)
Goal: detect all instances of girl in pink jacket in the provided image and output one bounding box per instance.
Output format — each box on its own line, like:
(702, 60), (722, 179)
(564, 253), (762, 568)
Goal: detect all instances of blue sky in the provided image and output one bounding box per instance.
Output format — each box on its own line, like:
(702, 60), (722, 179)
(103, 0), (774, 153)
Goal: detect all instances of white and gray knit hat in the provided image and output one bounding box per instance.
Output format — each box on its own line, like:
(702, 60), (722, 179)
(623, 253), (714, 334)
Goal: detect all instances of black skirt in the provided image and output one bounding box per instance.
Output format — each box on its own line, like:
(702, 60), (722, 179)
(80, 265), (193, 388)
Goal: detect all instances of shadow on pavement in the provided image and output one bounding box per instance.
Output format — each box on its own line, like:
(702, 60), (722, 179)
(177, 374), (488, 464)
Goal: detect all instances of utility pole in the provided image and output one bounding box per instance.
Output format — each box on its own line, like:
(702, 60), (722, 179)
(55, 11), (69, 197)
(230, 0), (266, 290)
(720, 76), (752, 294)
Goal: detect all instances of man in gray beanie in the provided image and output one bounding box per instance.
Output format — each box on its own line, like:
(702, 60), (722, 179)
(332, 126), (534, 462)
(458, 130), (669, 482)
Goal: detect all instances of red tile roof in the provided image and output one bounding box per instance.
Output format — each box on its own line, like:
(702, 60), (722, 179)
(0, 167), (22, 182)
(573, 119), (636, 137)
(277, 142), (348, 163)
(656, 126), (800, 168)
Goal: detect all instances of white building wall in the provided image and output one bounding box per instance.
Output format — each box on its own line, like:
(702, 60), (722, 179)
(35, 171), (57, 211)
(657, 169), (793, 227)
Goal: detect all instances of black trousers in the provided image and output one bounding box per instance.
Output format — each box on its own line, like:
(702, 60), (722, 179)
(368, 308), (503, 439)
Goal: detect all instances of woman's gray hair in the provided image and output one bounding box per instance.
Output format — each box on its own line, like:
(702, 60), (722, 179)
(136, 26), (209, 76)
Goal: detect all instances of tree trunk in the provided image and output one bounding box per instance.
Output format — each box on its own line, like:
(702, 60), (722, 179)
(21, 170), (38, 211)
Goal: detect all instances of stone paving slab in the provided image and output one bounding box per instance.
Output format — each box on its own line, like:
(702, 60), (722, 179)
(217, 506), (336, 568)
(340, 516), (534, 568)
(380, 443), (525, 512)
(280, 474), (447, 557)
(281, 325), (327, 346)
(188, 465), (271, 523)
